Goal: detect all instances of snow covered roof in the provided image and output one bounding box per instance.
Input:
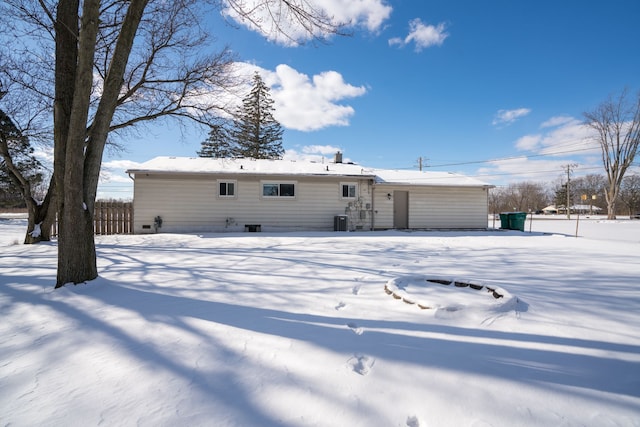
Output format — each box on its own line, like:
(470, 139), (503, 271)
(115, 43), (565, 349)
(127, 156), (372, 177)
(372, 169), (492, 187)
(570, 204), (602, 211)
(127, 156), (492, 188)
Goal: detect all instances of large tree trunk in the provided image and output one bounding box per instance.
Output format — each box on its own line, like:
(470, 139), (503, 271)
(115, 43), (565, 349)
(53, 0), (78, 283)
(57, 207), (97, 286)
(605, 178), (617, 220)
(606, 198), (617, 220)
(55, 0), (100, 287)
(54, 0), (148, 287)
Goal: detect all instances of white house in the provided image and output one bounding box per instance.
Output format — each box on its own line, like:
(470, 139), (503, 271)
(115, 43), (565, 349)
(125, 155), (493, 233)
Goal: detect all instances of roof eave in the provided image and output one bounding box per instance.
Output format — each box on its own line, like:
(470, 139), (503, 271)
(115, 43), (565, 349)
(126, 169), (377, 179)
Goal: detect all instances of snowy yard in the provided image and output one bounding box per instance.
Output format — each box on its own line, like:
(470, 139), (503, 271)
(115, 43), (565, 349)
(1, 216), (639, 426)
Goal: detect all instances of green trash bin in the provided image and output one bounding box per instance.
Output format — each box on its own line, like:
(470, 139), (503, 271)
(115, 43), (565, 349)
(509, 212), (528, 231)
(499, 213), (510, 229)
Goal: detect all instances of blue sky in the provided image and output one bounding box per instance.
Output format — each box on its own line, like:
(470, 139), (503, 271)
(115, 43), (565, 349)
(99, 0), (640, 199)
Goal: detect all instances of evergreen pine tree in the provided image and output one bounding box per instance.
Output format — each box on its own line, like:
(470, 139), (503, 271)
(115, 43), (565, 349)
(197, 123), (236, 158)
(232, 72), (284, 159)
(0, 108), (44, 207)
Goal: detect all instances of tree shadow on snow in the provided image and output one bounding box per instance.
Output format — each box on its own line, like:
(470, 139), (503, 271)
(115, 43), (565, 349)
(10, 278), (637, 407)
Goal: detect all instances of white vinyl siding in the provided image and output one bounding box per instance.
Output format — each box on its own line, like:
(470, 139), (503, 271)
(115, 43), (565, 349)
(131, 171), (489, 233)
(373, 186), (488, 230)
(132, 174), (373, 233)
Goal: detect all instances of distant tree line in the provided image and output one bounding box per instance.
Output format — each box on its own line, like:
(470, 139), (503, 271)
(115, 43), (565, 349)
(489, 173), (640, 217)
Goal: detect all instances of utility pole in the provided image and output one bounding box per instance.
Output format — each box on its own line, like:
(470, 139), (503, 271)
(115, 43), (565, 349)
(416, 156), (429, 171)
(564, 163), (578, 219)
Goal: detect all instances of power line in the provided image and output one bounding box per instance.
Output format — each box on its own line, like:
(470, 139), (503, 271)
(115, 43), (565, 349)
(425, 145), (599, 169)
(427, 147), (593, 168)
(472, 165), (603, 180)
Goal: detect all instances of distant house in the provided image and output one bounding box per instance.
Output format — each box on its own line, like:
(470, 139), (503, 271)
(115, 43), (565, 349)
(542, 204), (602, 215)
(125, 154), (493, 233)
(569, 204), (602, 215)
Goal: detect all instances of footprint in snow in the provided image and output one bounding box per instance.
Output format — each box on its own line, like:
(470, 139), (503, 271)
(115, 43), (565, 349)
(348, 354), (374, 376)
(352, 285), (361, 295)
(406, 415), (420, 427)
(347, 322), (363, 335)
(335, 302), (346, 310)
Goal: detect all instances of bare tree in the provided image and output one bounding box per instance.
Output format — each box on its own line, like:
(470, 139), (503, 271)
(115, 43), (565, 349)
(584, 89), (640, 219)
(571, 174), (606, 214)
(619, 174), (640, 218)
(223, 0), (347, 46)
(489, 182), (551, 214)
(2, 0), (345, 287)
(2, 0), (240, 248)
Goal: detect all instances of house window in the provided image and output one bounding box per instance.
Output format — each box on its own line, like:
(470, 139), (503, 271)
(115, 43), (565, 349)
(341, 183), (357, 198)
(262, 182), (296, 198)
(218, 180), (236, 198)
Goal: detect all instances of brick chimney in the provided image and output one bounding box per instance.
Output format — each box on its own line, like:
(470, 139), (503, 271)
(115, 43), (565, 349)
(334, 151), (343, 163)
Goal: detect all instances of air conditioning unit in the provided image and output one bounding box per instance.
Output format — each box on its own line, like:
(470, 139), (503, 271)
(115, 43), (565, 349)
(334, 215), (348, 231)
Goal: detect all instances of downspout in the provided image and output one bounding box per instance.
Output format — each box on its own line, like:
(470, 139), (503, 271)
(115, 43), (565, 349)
(128, 172), (135, 233)
(370, 179), (375, 230)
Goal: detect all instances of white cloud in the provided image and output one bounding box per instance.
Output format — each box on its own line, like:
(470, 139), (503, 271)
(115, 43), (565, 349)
(100, 160), (142, 183)
(270, 65), (367, 131)
(283, 145), (348, 163)
(327, 0), (393, 32)
(477, 157), (575, 183)
(32, 146), (54, 170)
(302, 145), (343, 155)
(515, 117), (599, 156)
(517, 117), (597, 157)
(540, 115), (574, 128)
(538, 120), (597, 156)
(515, 134), (542, 151)
(478, 116), (601, 185)
(389, 19), (448, 52)
(96, 160), (140, 200)
(222, 0), (392, 46)
(188, 62), (367, 131)
(492, 108), (531, 126)
(230, 62), (367, 131)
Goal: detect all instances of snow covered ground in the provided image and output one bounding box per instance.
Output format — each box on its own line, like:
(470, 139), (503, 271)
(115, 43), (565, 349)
(1, 215), (639, 426)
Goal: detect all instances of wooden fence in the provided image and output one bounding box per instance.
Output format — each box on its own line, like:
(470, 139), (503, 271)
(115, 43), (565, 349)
(51, 201), (133, 236)
(94, 201), (133, 235)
